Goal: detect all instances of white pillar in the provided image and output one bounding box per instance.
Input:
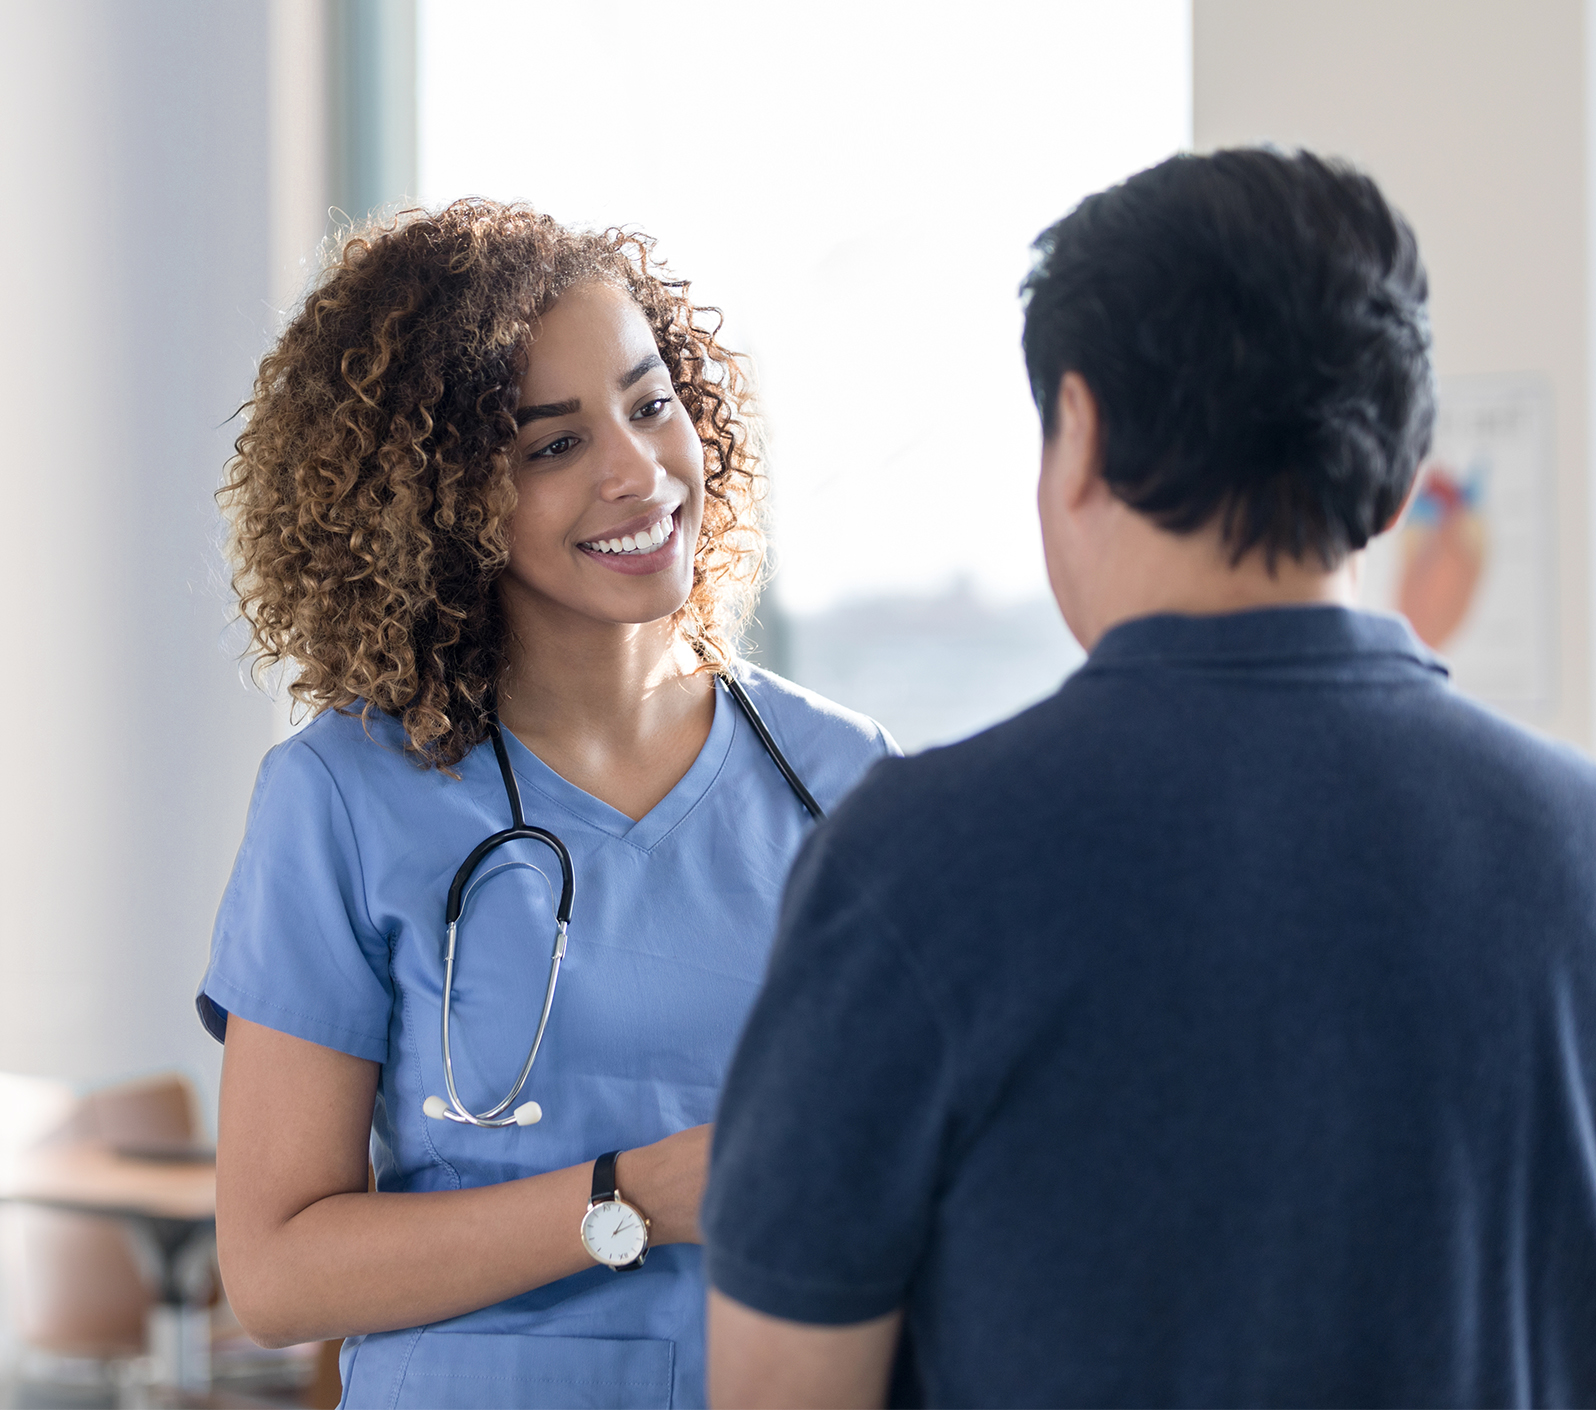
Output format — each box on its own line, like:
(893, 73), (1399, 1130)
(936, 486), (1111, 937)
(329, 0), (419, 222)
(0, 2), (282, 1118)
(1194, 0), (1592, 748)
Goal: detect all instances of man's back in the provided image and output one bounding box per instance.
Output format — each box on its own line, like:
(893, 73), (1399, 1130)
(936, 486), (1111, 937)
(704, 605), (1596, 1406)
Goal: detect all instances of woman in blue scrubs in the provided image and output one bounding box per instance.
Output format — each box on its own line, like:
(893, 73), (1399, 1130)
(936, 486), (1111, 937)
(199, 201), (893, 1408)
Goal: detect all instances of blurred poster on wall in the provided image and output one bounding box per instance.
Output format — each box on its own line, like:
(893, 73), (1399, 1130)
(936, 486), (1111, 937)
(1359, 373), (1555, 715)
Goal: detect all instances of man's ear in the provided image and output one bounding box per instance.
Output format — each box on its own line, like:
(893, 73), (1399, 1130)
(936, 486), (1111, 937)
(1055, 371), (1104, 511)
(1381, 465), (1425, 535)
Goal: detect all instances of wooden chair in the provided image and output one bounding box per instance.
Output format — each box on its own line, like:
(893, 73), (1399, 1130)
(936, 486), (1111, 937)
(0, 1073), (205, 1402)
(0, 1071), (339, 1407)
(0, 1073), (188, 1363)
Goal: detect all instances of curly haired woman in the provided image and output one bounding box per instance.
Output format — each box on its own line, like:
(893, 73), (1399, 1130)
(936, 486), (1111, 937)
(196, 201), (895, 1409)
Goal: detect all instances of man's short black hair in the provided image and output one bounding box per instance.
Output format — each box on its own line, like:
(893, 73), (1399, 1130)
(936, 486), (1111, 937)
(1021, 148), (1434, 566)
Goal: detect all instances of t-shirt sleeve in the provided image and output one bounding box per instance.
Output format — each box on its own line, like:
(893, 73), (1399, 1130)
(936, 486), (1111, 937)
(196, 737), (393, 1062)
(701, 817), (950, 1324)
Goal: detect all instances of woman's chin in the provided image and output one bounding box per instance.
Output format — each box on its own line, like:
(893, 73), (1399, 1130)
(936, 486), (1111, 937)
(563, 574), (694, 631)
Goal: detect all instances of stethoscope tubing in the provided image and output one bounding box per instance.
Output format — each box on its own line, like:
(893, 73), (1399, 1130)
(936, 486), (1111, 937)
(718, 672), (825, 822)
(429, 669), (821, 1131)
(439, 913), (568, 1128)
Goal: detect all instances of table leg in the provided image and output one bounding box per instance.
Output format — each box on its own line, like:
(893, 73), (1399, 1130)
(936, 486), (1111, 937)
(121, 1215), (216, 1393)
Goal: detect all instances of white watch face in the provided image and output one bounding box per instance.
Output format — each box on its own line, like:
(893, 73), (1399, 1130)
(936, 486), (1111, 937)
(580, 1199), (648, 1267)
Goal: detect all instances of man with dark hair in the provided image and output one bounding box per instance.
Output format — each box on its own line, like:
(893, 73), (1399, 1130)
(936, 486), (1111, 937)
(699, 148), (1596, 1407)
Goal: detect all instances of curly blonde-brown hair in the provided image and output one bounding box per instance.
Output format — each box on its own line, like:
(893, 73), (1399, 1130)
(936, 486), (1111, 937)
(222, 199), (765, 768)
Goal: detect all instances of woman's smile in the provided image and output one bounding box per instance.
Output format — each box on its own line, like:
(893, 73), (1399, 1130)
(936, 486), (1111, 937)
(578, 506), (680, 573)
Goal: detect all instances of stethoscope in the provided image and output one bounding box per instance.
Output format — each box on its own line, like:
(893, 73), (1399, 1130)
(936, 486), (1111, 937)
(421, 671), (825, 1131)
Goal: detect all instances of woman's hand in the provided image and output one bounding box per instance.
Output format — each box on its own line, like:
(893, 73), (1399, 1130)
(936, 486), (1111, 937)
(617, 1123), (713, 1245)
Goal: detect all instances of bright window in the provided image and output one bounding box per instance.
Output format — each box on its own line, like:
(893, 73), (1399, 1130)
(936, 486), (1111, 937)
(419, 1), (1191, 747)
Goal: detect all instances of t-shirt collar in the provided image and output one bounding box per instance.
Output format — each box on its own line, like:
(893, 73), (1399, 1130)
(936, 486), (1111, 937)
(1083, 604), (1448, 679)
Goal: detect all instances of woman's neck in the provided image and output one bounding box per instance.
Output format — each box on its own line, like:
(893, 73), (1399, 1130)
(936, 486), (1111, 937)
(495, 596), (716, 821)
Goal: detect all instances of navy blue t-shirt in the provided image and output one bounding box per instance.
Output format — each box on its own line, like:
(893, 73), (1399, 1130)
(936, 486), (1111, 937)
(703, 606), (1596, 1408)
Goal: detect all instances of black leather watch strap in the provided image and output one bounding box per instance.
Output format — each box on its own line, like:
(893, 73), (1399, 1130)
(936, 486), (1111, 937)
(592, 1149), (621, 1203)
(587, 1149), (646, 1271)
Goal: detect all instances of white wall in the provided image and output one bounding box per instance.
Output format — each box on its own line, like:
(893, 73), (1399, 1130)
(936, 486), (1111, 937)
(1193, 0), (1592, 747)
(0, 2), (282, 1122)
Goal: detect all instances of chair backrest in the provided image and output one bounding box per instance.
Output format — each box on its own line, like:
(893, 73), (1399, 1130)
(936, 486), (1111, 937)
(44, 1074), (199, 1150)
(0, 1073), (201, 1358)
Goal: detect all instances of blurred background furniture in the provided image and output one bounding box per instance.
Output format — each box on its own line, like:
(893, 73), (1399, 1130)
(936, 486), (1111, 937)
(0, 1071), (160, 1402)
(0, 1072), (324, 1408)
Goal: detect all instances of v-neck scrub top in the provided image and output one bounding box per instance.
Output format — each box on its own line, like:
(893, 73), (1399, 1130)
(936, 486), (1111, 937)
(198, 667), (894, 1409)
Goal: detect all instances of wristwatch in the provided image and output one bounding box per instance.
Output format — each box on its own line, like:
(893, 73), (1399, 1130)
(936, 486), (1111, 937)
(579, 1149), (650, 1271)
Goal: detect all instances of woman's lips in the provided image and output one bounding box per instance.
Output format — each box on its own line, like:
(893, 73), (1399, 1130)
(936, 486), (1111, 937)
(577, 509), (683, 576)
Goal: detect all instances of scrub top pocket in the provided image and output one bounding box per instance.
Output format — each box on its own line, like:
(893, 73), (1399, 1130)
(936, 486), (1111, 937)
(386, 1330), (675, 1409)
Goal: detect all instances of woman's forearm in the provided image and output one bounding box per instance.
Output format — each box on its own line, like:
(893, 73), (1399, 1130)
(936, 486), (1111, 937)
(221, 1163), (595, 1346)
(217, 1018), (708, 1346)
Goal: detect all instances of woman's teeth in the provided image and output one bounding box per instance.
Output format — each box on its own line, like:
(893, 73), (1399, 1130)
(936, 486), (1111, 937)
(585, 514), (675, 555)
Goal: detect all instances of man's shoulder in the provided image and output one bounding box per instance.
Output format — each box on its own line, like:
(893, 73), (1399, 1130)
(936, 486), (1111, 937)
(818, 688), (1073, 860)
(823, 664), (1596, 876)
(851, 681), (1077, 787)
(1428, 684), (1596, 771)
(1403, 686), (1596, 834)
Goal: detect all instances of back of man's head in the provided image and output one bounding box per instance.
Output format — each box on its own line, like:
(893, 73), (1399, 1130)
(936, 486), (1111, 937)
(1021, 148), (1435, 568)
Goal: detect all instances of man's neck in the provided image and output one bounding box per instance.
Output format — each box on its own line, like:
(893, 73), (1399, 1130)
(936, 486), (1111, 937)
(1065, 505), (1360, 652)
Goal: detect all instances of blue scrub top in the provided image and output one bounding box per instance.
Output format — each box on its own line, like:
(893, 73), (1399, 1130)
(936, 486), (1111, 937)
(198, 667), (894, 1409)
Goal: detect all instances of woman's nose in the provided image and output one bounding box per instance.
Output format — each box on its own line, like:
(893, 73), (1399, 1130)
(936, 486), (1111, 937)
(597, 425), (664, 499)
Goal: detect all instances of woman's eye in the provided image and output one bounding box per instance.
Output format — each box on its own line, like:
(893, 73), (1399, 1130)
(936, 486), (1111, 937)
(529, 435), (577, 460)
(635, 397), (671, 420)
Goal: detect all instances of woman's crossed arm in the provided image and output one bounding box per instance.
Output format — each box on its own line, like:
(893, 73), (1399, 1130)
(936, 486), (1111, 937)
(217, 1016), (709, 1347)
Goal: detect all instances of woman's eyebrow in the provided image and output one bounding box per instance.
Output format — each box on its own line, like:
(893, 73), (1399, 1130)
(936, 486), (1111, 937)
(619, 354), (666, 389)
(515, 398), (579, 427)
(514, 358), (666, 427)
